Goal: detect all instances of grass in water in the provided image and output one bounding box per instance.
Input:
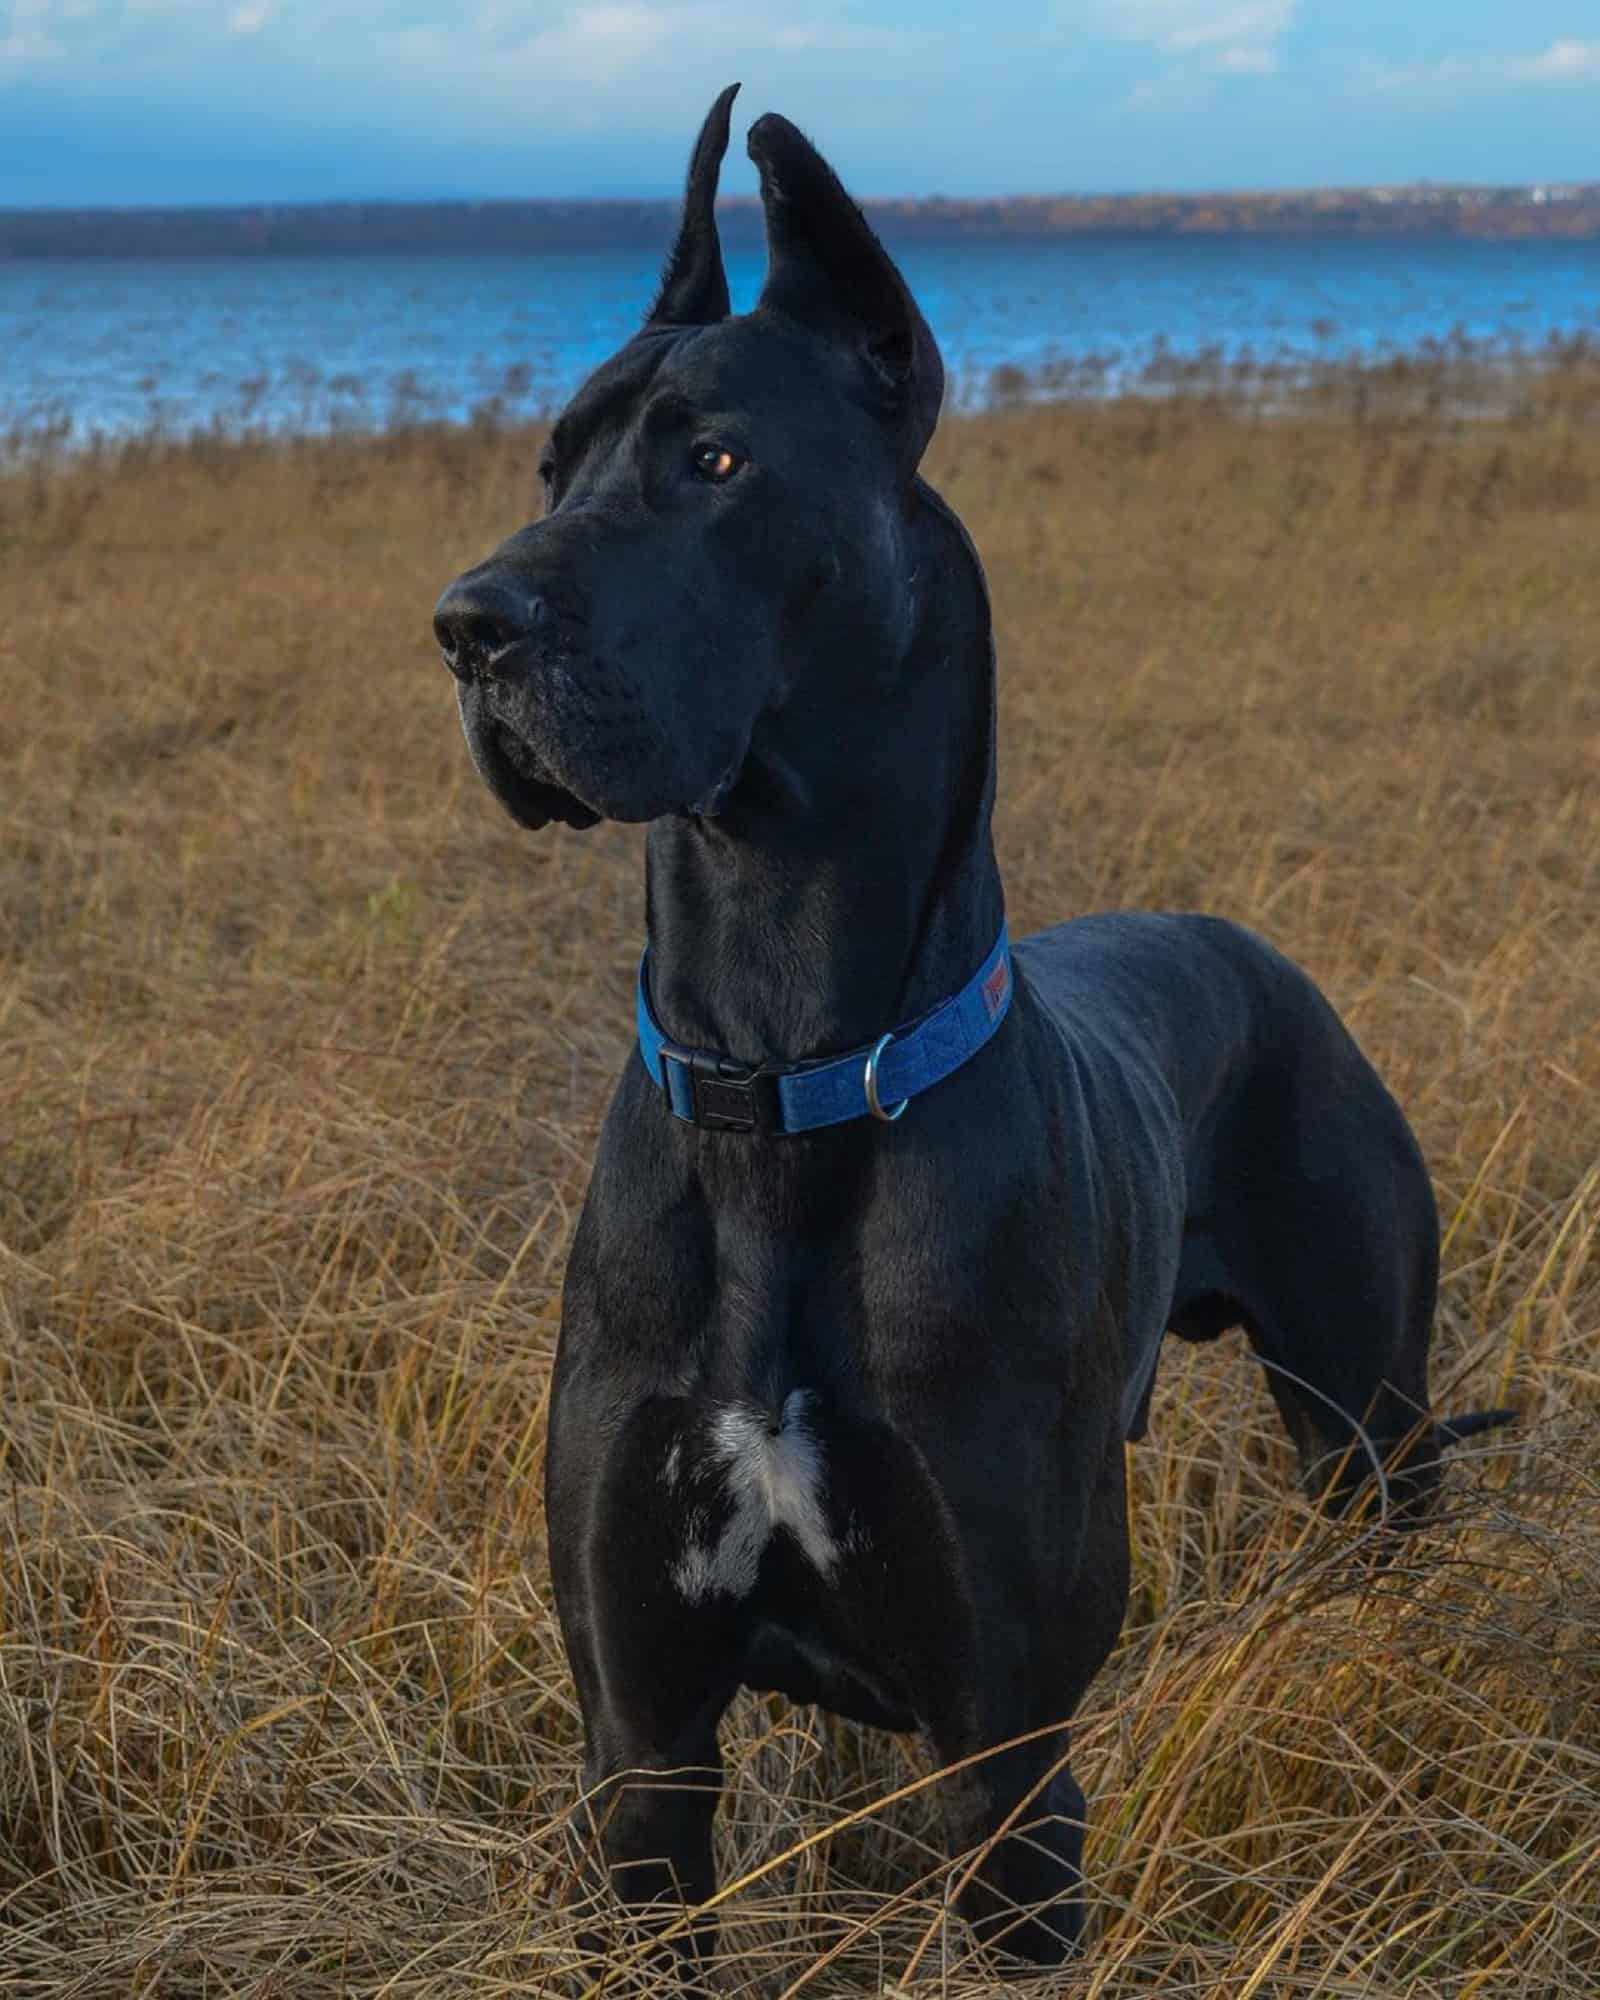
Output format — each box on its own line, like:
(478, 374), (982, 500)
(2, 359), (1598, 1993)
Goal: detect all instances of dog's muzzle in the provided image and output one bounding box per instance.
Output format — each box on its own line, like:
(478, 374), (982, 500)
(434, 573), (607, 831)
(435, 565), (756, 831)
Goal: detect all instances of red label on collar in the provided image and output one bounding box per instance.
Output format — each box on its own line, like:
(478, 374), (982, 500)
(982, 957), (1009, 1020)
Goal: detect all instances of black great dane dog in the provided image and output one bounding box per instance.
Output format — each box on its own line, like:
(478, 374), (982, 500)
(433, 88), (1509, 1968)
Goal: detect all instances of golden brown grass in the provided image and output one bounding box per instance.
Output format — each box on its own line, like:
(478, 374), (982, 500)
(3, 370), (1599, 1995)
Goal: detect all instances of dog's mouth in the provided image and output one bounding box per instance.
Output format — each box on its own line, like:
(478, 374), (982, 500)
(454, 653), (755, 831)
(457, 681), (602, 832)
(490, 722), (603, 831)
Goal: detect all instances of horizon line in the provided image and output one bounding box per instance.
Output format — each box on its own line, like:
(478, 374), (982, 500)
(7, 176), (1600, 218)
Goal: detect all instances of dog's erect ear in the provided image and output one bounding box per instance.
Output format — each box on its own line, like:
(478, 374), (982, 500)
(648, 83), (739, 327)
(747, 110), (944, 474)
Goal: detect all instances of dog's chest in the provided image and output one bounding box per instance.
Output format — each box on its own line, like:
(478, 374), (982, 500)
(579, 1095), (1069, 1399)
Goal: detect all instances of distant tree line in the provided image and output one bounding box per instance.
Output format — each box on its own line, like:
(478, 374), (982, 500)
(4, 186), (1599, 258)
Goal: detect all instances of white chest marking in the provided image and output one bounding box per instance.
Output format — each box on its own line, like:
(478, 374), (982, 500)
(672, 1390), (838, 1603)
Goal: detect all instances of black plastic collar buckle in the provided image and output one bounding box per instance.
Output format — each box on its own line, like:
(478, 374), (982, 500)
(658, 1044), (782, 1134)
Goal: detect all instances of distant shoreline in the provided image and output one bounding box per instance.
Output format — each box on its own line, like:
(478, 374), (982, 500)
(9, 341), (1598, 468)
(6, 184), (1600, 257)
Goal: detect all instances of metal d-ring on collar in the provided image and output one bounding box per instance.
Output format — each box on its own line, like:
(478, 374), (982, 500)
(635, 920), (1013, 1137)
(863, 1033), (907, 1122)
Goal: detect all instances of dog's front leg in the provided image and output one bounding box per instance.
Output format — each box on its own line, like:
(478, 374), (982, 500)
(575, 1730), (726, 1971)
(550, 1389), (742, 1972)
(941, 1734), (1090, 1962)
(929, 1427), (1131, 1966)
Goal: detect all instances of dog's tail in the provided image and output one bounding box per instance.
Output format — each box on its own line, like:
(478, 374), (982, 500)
(1437, 1407), (1518, 1446)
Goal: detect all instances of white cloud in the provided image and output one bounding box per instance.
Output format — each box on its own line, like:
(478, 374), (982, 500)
(1511, 38), (1600, 82)
(1124, 68), (1199, 112)
(379, 3), (761, 96)
(367, 2), (929, 124)
(0, 1), (834, 93)
(0, 0), (940, 178)
(1092, 0), (1293, 84)
(0, 0), (69, 78)
(772, 20), (908, 52)
(1365, 56), (1463, 92)
(1371, 38), (1600, 93)
(1107, 2), (1293, 54)
(513, 2), (683, 77)
(1216, 43), (1275, 75)
(381, 0), (916, 86)
(0, 1), (745, 84)
(0, 0), (227, 76)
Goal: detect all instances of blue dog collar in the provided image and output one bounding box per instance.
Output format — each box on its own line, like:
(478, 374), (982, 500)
(636, 924), (1013, 1136)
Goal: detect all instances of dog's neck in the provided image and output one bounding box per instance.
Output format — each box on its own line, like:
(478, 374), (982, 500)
(642, 484), (1004, 1063)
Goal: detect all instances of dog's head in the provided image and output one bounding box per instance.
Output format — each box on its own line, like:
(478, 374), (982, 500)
(433, 85), (945, 831)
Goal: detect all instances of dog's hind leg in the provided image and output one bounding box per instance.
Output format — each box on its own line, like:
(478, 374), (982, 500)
(1176, 1044), (1451, 1521)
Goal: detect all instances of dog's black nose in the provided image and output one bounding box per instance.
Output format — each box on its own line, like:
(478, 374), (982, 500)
(432, 576), (547, 682)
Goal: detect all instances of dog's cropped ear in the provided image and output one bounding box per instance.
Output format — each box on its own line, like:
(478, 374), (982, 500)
(648, 83), (739, 327)
(748, 111), (944, 475)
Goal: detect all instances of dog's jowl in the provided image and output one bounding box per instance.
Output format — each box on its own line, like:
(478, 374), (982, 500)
(434, 86), (1510, 1968)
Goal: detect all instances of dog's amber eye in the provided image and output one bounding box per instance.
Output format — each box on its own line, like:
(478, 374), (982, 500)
(691, 442), (743, 483)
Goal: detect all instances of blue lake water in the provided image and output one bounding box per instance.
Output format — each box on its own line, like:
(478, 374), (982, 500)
(4, 233), (1599, 445)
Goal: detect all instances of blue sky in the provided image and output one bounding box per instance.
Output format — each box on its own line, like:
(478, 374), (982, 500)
(3, 2), (1599, 206)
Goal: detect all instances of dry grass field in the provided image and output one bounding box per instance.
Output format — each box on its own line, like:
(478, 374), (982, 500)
(3, 366), (1599, 1995)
